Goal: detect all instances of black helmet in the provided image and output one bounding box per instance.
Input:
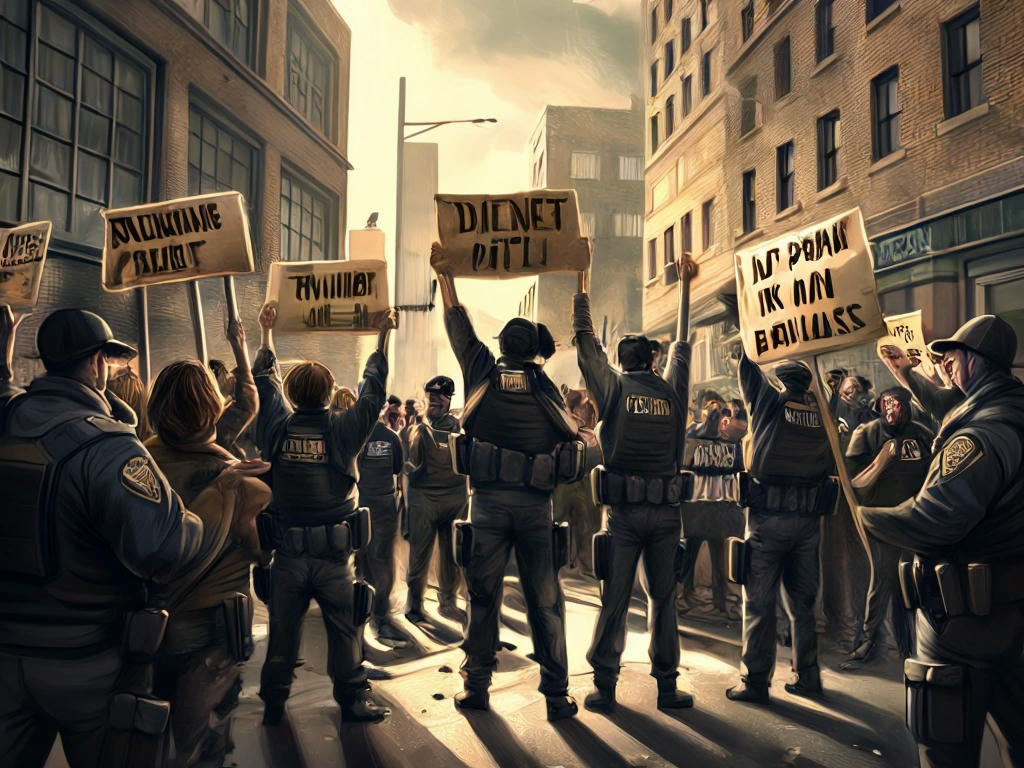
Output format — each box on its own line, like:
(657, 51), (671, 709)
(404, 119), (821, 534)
(424, 375), (456, 397)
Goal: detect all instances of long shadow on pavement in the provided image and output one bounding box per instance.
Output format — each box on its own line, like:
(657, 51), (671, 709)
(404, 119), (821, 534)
(460, 709), (547, 768)
(610, 704), (741, 768)
(550, 718), (634, 768)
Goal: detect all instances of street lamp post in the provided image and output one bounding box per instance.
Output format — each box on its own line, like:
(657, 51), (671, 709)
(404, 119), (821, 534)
(393, 76), (496, 313)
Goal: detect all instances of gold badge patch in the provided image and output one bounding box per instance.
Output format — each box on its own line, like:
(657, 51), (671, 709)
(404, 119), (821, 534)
(941, 435), (982, 478)
(120, 456), (162, 503)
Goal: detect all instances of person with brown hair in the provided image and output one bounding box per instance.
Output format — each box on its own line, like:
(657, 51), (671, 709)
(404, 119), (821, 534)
(331, 385), (357, 412)
(107, 366), (150, 440)
(254, 301), (398, 727)
(144, 347), (273, 768)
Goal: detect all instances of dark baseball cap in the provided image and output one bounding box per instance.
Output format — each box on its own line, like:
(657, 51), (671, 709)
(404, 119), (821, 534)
(928, 315), (1017, 370)
(424, 375), (455, 397)
(36, 309), (137, 367)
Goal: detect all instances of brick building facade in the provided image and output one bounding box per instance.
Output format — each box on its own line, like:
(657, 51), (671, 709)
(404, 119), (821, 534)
(1, 0), (362, 386)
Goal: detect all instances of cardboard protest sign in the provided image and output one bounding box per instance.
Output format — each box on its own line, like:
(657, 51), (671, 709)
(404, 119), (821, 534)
(266, 259), (389, 333)
(876, 309), (937, 379)
(101, 191), (254, 291)
(0, 220), (51, 308)
(435, 189), (590, 278)
(733, 208), (886, 365)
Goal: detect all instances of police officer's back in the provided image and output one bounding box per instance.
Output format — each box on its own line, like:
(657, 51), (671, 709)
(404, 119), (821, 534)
(860, 315), (1024, 767)
(0, 310), (229, 768)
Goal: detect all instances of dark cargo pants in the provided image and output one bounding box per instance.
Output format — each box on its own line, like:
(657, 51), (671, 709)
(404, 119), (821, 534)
(911, 604), (1024, 768)
(460, 488), (569, 696)
(861, 536), (912, 655)
(587, 503), (681, 689)
(259, 552), (367, 706)
(740, 510), (821, 687)
(406, 487), (468, 611)
(0, 646), (122, 768)
(356, 492), (399, 621)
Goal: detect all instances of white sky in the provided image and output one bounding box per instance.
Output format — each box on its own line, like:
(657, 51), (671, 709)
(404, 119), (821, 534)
(334, 0), (640, 311)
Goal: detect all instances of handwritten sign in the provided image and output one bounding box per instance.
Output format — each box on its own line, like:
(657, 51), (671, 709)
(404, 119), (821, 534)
(266, 259), (389, 333)
(733, 208), (885, 365)
(876, 309), (937, 379)
(101, 191), (254, 291)
(435, 189), (590, 278)
(0, 221), (51, 308)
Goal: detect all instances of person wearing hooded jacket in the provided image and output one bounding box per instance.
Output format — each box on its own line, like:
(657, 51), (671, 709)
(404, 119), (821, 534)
(858, 315), (1024, 768)
(430, 242), (583, 722)
(726, 354), (835, 704)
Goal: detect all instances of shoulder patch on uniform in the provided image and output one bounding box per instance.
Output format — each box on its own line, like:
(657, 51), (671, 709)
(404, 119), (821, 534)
(120, 456), (162, 503)
(941, 435), (982, 478)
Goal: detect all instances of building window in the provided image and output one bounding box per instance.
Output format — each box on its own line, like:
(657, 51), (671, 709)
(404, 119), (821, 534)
(618, 155), (643, 181)
(650, 61), (659, 97)
(664, 40), (675, 76)
(202, 0), (256, 67)
(0, 2), (154, 246)
(816, 0), (834, 62)
(663, 225), (675, 266)
(532, 151), (545, 186)
(701, 198), (714, 251)
(650, 7), (658, 43)
(872, 66), (901, 159)
(280, 170), (335, 261)
(187, 107), (258, 199)
(580, 212), (597, 238)
(866, 0), (897, 22)
(665, 0), (674, 22)
(665, 96), (675, 136)
(681, 17), (691, 52)
(681, 211), (692, 254)
(681, 75), (693, 116)
(650, 114), (659, 153)
(701, 49), (712, 96)
(647, 238), (657, 279)
(613, 212), (643, 237)
(286, 5), (335, 137)
(700, 0), (710, 31)
(742, 169), (756, 234)
(944, 6), (982, 118)
(740, 77), (758, 134)
(570, 151), (600, 180)
(817, 110), (840, 190)
(776, 141), (795, 212)
(774, 36), (791, 99)
(741, 1), (754, 42)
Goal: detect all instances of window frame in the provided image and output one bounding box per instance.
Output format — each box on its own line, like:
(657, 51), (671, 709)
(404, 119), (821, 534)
(866, 0), (897, 23)
(681, 17), (692, 52)
(701, 197), (714, 251)
(0, 0), (158, 257)
(776, 141), (795, 212)
(279, 165), (337, 262)
(815, 0), (834, 62)
(664, 39), (675, 77)
(647, 237), (657, 280)
(201, 0), (258, 68)
(650, 6), (658, 43)
(871, 66), (901, 160)
(943, 5), (982, 118)
(613, 212), (643, 237)
(285, 3), (337, 140)
(816, 110), (840, 190)
(742, 169), (756, 234)
(617, 155), (643, 181)
(665, 95), (675, 137)
(650, 113), (660, 154)
(681, 210), (692, 255)
(682, 74), (693, 116)
(664, 0), (674, 23)
(700, 0), (710, 31)
(570, 151), (601, 180)
(741, 1), (754, 42)
(774, 36), (791, 99)
(701, 49), (712, 97)
(650, 60), (659, 97)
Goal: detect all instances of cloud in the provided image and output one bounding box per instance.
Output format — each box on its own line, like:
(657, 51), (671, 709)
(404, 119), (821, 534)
(386, 0), (641, 109)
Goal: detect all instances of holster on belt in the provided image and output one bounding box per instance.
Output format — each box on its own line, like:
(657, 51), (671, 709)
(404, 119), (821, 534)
(453, 520), (473, 569)
(592, 529), (612, 582)
(552, 522), (570, 571)
(462, 437), (583, 491)
(726, 537), (750, 585)
(345, 507), (371, 551)
(673, 538), (690, 584)
(746, 476), (837, 515)
(590, 465), (691, 506)
(352, 579), (374, 626)
(903, 556), (1022, 618)
(256, 511), (280, 552)
(221, 593), (250, 662)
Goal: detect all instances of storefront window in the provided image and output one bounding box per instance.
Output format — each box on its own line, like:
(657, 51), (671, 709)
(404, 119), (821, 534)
(974, 269), (1024, 369)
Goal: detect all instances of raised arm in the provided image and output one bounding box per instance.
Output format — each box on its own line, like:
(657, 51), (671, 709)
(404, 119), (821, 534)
(572, 267), (616, 414)
(252, 303), (290, 458)
(664, 254), (696, 406)
(217, 314), (258, 452)
(738, 351), (769, 409)
(431, 242), (494, 388)
(339, 310), (396, 454)
(0, 306), (28, 403)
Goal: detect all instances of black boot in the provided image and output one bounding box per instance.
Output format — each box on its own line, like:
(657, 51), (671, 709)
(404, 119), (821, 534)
(657, 679), (694, 709)
(583, 685), (616, 713)
(546, 695), (578, 721)
(725, 681), (770, 705)
(262, 700), (285, 725)
(454, 687), (490, 711)
(438, 598), (468, 625)
(339, 691), (390, 723)
(784, 666), (823, 698)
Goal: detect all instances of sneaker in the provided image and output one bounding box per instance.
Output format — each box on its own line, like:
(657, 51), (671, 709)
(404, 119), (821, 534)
(339, 693), (390, 723)
(545, 695), (578, 721)
(454, 688), (490, 711)
(262, 701), (285, 726)
(583, 686), (616, 713)
(725, 682), (769, 705)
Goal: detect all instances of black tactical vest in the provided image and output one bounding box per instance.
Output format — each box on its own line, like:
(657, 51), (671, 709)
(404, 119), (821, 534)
(750, 395), (832, 485)
(272, 410), (356, 525)
(409, 418), (466, 494)
(599, 371), (682, 476)
(357, 422), (398, 497)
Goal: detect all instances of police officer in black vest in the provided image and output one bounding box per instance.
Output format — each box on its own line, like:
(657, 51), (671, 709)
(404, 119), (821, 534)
(0, 309), (247, 768)
(574, 258), (695, 712)
(254, 303), (398, 725)
(843, 386), (933, 666)
(430, 243), (584, 721)
(404, 375), (470, 625)
(356, 395), (405, 644)
(726, 355), (836, 704)
(859, 315), (1024, 767)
